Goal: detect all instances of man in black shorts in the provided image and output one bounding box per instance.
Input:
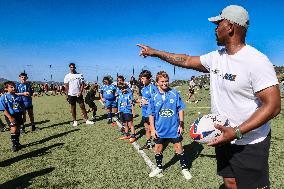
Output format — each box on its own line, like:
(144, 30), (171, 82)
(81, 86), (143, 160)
(64, 63), (94, 126)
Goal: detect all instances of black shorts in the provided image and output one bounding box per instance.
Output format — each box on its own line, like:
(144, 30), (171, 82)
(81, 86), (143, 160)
(141, 116), (150, 125)
(215, 132), (271, 189)
(154, 135), (183, 144)
(25, 105), (33, 110)
(5, 112), (24, 126)
(68, 95), (84, 105)
(121, 113), (133, 123)
(85, 101), (97, 110)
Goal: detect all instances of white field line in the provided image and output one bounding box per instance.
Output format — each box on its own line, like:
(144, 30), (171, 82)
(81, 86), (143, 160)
(98, 100), (163, 177)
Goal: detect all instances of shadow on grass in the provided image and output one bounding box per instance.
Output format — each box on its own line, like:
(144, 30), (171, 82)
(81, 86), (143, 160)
(135, 127), (145, 140)
(0, 143), (64, 167)
(0, 167), (55, 189)
(199, 154), (216, 158)
(24, 119), (51, 127)
(24, 129), (80, 147)
(219, 184), (226, 189)
(95, 114), (108, 122)
(41, 120), (82, 130)
(163, 141), (204, 170)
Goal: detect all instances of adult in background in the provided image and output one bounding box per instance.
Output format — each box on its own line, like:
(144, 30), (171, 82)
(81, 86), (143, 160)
(137, 5), (280, 189)
(64, 63), (94, 126)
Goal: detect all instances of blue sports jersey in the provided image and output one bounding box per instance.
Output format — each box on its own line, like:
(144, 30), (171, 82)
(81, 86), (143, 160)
(147, 89), (185, 138)
(140, 83), (158, 117)
(16, 82), (33, 107)
(0, 93), (24, 115)
(118, 92), (133, 114)
(100, 84), (117, 100)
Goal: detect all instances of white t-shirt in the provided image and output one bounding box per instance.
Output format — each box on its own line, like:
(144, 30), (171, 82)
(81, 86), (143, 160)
(64, 73), (84, 96)
(200, 45), (278, 145)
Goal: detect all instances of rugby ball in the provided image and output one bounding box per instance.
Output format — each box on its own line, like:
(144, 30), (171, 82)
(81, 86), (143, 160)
(189, 114), (229, 144)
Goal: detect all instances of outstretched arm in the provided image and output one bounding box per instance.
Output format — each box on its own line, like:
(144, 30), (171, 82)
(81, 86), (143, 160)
(137, 44), (208, 73)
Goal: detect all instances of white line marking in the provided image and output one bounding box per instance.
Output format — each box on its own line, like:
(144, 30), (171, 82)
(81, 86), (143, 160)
(98, 100), (163, 177)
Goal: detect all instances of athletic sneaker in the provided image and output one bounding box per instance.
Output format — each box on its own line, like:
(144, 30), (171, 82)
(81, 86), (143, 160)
(72, 121), (78, 127)
(85, 120), (95, 125)
(149, 168), (163, 177)
(181, 169), (192, 180)
(111, 122), (117, 127)
(119, 135), (131, 140)
(129, 137), (136, 143)
(139, 144), (153, 150)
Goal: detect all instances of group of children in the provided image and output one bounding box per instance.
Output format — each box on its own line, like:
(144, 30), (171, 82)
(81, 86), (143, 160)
(0, 73), (38, 152)
(99, 70), (192, 180)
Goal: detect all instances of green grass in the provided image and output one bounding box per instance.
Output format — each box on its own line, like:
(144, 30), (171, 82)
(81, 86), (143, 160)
(0, 86), (283, 189)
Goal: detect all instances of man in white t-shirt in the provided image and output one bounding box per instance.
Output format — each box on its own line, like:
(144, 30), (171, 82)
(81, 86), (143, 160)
(136, 5), (281, 189)
(64, 63), (94, 126)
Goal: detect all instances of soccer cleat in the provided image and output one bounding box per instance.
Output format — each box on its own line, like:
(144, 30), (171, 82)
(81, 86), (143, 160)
(129, 137), (137, 143)
(20, 128), (26, 134)
(181, 169), (192, 180)
(111, 122), (117, 127)
(149, 168), (163, 177)
(72, 121), (78, 127)
(119, 135), (131, 140)
(107, 119), (112, 124)
(139, 144), (152, 150)
(31, 126), (40, 131)
(11, 145), (18, 152)
(85, 120), (95, 125)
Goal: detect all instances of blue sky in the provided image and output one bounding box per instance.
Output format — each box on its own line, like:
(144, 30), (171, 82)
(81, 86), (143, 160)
(0, 0), (283, 83)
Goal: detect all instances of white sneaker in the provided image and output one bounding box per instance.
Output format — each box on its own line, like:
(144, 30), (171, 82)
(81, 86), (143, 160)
(72, 121), (78, 127)
(181, 169), (192, 180)
(149, 168), (163, 177)
(85, 120), (95, 125)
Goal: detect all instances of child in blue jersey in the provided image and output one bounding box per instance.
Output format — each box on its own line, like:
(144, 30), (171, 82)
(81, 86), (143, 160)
(100, 76), (118, 124)
(0, 81), (25, 152)
(16, 73), (38, 133)
(138, 70), (158, 150)
(147, 71), (192, 180)
(116, 75), (135, 123)
(117, 83), (136, 143)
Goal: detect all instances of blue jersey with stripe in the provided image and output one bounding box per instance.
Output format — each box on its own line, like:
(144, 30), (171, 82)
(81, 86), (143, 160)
(140, 83), (158, 117)
(16, 82), (33, 105)
(147, 89), (185, 138)
(118, 92), (133, 114)
(100, 84), (117, 100)
(0, 93), (24, 115)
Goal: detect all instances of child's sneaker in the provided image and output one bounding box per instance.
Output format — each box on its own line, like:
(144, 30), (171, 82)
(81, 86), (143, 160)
(119, 135), (131, 140)
(72, 121), (78, 127)
(149, 168), (163, 177)
(86, 120), (95, 125)
(181, 169), (192, 180)
(139, 143), (153, 150)
(129, 137), (137, 143)
(111, 122), (117, 127)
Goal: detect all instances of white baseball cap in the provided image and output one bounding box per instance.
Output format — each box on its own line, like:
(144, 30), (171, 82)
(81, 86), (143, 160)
(208, 5), (249, 29)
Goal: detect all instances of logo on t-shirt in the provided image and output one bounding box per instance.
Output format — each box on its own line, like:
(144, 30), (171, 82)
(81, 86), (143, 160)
(159, 109), (174, 117)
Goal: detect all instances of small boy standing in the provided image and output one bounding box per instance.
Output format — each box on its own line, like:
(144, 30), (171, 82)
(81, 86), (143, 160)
(16, 72), (38, 132)
(147, 71), (192, 180)
(0, 81), (25, 152)
(117, 83), (136, 143)
(85, 84), (98, 122)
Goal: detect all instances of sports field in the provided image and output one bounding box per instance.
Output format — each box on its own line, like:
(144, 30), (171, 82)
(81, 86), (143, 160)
(0, 85), (283, 189)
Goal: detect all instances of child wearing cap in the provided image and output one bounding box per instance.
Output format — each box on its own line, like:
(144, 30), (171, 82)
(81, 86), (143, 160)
(147, 71), (192, 180)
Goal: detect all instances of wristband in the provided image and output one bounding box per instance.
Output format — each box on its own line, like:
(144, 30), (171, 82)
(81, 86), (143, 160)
(234, 126), (243, 140)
